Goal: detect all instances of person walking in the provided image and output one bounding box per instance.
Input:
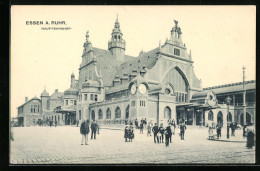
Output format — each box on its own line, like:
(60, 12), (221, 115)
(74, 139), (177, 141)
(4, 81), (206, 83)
(91, 121), (97, 140)
(147, 123), (152, 136)
(76, 120), (79, 127)
(216, 123), (222, 139)
(159, 123), (165, 143)
(80, 119), (90, 145)
(152, 123), (159, 143)
(144, 118), (147, 129)
(165, 124), (171, 147)
(231, 122), (236, 136)
(140, 122), (144, 134)
(180, 123), (186, 140)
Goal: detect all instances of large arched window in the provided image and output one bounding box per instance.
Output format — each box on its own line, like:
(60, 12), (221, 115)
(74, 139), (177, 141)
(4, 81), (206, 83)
(115, 107), (121, 119)
(164, 106), (171, 119)
(240, 112), (252, 125)
(163, 67), (189, 102)
(98, 109), (103, 120)
(217, 111), (223, 125)
(106, 108), (111, 119)
(208, 110), (213, 121)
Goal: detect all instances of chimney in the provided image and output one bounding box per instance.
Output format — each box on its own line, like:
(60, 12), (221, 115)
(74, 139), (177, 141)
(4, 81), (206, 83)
(25, 97), (28, 102)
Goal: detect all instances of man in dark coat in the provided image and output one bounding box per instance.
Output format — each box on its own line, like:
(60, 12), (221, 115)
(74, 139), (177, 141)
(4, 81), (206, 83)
(152, 123), (159, 143)
(180, 123), (186, 140)
(216, 123), (222, 139)
(80, 119), (90, 145)
(91, 121), (97, 140)
(140, 122), (144, 134)
(165, 124), (172, 147)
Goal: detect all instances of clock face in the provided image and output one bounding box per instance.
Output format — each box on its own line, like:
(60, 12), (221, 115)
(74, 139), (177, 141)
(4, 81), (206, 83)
(131, 84), (137, 95)
(138, 84), (147, 94)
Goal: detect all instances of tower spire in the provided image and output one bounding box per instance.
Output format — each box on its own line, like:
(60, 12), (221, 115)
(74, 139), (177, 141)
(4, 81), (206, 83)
(86, 30), (89, 42)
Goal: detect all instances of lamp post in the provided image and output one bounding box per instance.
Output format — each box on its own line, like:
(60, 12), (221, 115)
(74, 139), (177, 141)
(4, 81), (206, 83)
(226, 96), (232, 139)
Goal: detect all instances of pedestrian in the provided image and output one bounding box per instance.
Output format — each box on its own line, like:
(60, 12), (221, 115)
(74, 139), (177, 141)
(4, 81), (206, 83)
(49, 120), (52, 127)
(216, 123), (222, 139)
(231, 122), (236, 136)
(159, 123), (165, 143)
(165, 124), (171, 147)
(55, 120), (57, 127)
(140, 122), (144, 134)
(135, 119), (139, 129)
(76, 120), (79, 127)
(246, 125), (254, 149)
(91, 121), (97, 140)
(80, 119), (90, 145)
(147, 123), (152, 136)
(129, 124), (134, 142)
(180, 122), (186, 140)
(152, 123), (159, 143)
(208, 125), (214, 139)
(144, 118), (147, 129)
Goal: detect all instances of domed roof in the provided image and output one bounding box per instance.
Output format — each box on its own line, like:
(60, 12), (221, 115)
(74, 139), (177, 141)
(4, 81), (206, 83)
(82, 80), (100, 88)
(41, 89), (49, 97)
(32, 96), (41, 100)
(64, 88), (79, 96)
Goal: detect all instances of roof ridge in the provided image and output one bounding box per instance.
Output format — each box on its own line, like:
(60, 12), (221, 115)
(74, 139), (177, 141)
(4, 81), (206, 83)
(203, 80), (255, 90)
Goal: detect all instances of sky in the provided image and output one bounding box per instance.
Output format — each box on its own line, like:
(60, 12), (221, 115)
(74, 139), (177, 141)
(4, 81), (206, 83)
(11, 5), (256, 117)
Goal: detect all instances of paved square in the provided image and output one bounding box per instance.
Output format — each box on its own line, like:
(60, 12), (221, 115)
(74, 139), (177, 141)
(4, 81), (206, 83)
(10, 126), (255, 164)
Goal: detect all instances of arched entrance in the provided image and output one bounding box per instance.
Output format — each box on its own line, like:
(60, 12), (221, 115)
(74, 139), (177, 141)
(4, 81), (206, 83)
(164, 106), (171, 120)
(115, 107), (121, 119)
(227, 112), (232, 122)
(125, 105), (129, 119)
(91, 110), (95, 121)
(98, 109), (103, 120)
(217, 111), (223, 125)
(106, 108), (111, 119)
(240, 112), (252, 125)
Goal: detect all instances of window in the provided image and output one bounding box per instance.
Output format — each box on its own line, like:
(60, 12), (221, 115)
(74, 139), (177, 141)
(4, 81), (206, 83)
(176, 93), (179, 101)
(98, 109), (103, 119)
(131, 101), (135, 107)
(165, 88), (171, 95)
(185, 94), (188, 102)
(106, 108), (111, 119)
(84, 94), (87, 101)
(115, 107), (121, 119)
(179, 93), (181, 101)
(91, 94), (94, 101)
(174, 48), (180, 56)
(66, 100), (68, 105)
(95, 95), (98, 102)
(79, 110), (81, 120)
(74, 100), (77, 105)
(70, 100), (73, 105)
(47, 100), (50, 110)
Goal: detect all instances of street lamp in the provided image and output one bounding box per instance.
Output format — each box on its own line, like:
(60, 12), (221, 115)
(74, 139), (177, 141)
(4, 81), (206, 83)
(226, 96), (232, 139)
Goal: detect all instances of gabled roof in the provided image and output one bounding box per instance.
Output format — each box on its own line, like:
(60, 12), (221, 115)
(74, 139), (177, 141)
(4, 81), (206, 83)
(50, 91), (64, 100)
(93, 47), (135, 87)
(17, 96), (41, 108)
(203, 80), (255, 94)
(115, 47), (159, 79)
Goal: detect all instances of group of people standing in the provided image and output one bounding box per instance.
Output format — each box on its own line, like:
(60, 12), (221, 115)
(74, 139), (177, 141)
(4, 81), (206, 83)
(80, 119), (99, 145)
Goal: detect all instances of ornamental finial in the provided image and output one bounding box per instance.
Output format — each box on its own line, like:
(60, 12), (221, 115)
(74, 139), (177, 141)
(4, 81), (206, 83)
(174, 20), (178, 27)
(86, 30), (89, 41)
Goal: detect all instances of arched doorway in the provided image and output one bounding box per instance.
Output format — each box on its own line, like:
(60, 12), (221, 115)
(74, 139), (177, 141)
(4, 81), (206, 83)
(125, 105), (129, 119)
(115, 107), (121, 119)
(208, 110), (213, 121)
(217, 111), (223, 125)
(98, 109), (103, 120)
(164, 106), (171, 120)
(106, 108), (111, 119)
(91, 110), (95, 121)
(227, 112), (232, 122)
(240, 112), (252, 125)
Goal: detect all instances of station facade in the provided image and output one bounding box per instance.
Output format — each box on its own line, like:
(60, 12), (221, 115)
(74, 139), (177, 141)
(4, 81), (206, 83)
(16, 17), (255, 127)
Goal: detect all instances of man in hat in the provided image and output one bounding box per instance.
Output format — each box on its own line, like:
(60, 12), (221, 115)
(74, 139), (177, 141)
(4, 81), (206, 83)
(80, 119), (90, 145)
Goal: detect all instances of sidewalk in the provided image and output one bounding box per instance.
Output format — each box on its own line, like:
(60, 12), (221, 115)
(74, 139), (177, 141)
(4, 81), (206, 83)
(207, 129), (247, 143)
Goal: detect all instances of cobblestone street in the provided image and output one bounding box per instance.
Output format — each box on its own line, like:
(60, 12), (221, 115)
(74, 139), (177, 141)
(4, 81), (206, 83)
(10, 126), (255, 164)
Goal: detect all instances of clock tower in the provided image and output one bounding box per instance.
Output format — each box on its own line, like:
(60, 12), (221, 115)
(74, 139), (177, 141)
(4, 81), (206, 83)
(128, 74), (149, 120)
